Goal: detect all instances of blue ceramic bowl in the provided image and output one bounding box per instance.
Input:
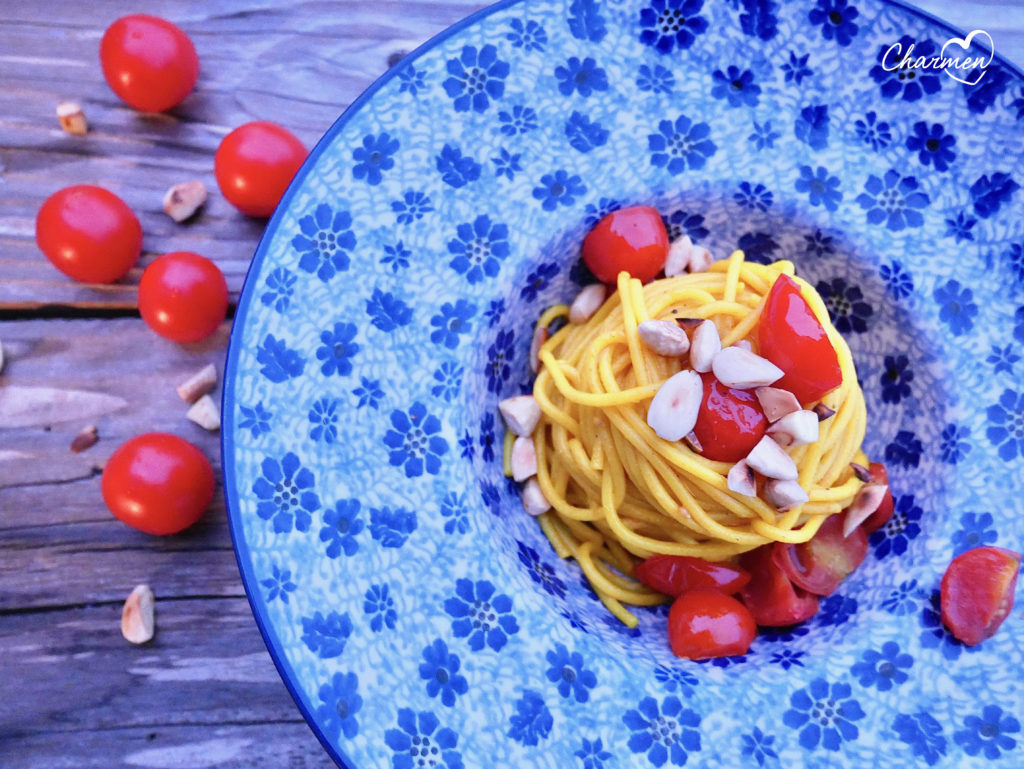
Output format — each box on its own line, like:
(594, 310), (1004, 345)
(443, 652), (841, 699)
(223, 1), (1024, 766)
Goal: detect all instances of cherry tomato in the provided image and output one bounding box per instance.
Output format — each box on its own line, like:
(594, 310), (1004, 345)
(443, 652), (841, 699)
(581, 205), (668, 284)
(101, 433), (215, 536)
(667, 588), (757, 659)
(636, 555), (751, 597)
(35, 185), (142, 284)
(690, 372), (767, 462)
(860, 462), (894, 534)
(138, 252), (228, 343)
(214, 121), (307, 218)
(772, 512), (867, 596)
(739, 545), (819, 627)
(941, 546), (1020, 646)
(100, 15), (199, 112)
(758, 274), (842, 405)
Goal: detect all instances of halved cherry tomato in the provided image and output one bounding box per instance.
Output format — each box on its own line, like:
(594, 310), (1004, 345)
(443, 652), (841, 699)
(860, 462), (894, 534)
(636, 555), (751, 597)
(581, 205), (668, 284)
(690, 372), (767, 462)
(739, 545), (819, 626)
(100, 15), (199, 112)
(771, 513), (867, 596)
(941, 546), (1020, 646)
(35, 185), (142, 284)
(138, 251), (228, 343)
(667, 588), (756, 659)
(101, 433), (215, 536)
(214, 121), (307, 218)
(758, 274), (842, 405)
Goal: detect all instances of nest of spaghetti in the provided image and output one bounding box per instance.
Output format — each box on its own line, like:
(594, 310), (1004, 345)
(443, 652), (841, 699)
(527, 251), (872, 627)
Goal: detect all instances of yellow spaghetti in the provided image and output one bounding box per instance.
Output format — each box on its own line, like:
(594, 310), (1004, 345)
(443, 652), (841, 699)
(526, 251), (869, 627)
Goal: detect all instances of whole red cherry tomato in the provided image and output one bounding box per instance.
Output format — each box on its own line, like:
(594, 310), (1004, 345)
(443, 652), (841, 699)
(102, 433), (215, 536)
(36, 185), (142, 284)
(667, 588), (757, 659)
(758, 274), (842, 405)
(581, 205), (668, 284)
(690, 372), (767, 462)
(941, 546), (1020, 646)
(739, 545), (819, 627)
(138, 252), (228, 343)
(772, 512), (868, 596)
(214, 121), (307, 218)
(860, 462), (894, 533)
(636, 555), (751, 597)
(100, 15), (199, 112)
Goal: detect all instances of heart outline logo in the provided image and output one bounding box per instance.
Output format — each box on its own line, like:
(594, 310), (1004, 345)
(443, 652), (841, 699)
(940, 29), (995, 86)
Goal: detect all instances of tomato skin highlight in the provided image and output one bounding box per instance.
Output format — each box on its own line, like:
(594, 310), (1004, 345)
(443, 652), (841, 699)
(667, 589), (756, 659)
(138, 252), (228, 343)
(860, 462), (894, 534)
(771, 513), (867, 596)
(691, 373), (767, 462)
(739, 545), (819, 627)
(941, 546), (1021, 646)
(101, 433), (215, 536)
(36, 185), (142, 284)
(758, 274), (842, 405)
(100, 15), (199, 112)
(581, 206), (668, 284)
(636, 555), (751, 597)
(215, 121), (307, 218)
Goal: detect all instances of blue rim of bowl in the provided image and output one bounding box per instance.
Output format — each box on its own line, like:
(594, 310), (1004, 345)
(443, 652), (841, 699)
(220, 2), (1024, 767)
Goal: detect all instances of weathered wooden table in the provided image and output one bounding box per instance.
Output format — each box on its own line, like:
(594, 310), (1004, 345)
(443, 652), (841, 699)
(1, 1), (1019, 767)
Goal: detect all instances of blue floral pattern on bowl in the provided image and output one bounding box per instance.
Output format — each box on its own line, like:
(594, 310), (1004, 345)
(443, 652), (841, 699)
(223, 0), (1024, 766)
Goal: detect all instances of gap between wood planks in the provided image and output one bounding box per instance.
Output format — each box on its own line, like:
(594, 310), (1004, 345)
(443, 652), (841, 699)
(0, 304), (239, 320)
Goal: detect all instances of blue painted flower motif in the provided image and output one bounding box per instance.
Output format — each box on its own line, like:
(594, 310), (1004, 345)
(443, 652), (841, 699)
(363, 583), (397, 632)
(1016, 305), (1024, 343)
(252, 452), (320, 533)
(484, 298), (505, 328)
(429, 299), (476, 349)
(506, 18), (547, 51)
(301, 610), (352, 658)
(1006, 243), (1024, 284)
(794, 104), (829, 149)
(856, 170), (929, 231)
(555, 56), (608, 97)
(448, 215), (509, 283)
(397, 65), (426, 96)
(711, 66), (760, 108)
(575, 737), (614, 769)
(261, 564), (297, 604)
(933, 279), (977, 336)
(854, 111), (892, 150)
(748, 119), (781, 150)
(869, 35), (942, 101)
(533, 169), (586, 210)
(783, 679), (865, 751)
(954, 705), (1020, 758)
(319, 498), (363, 558)
(738, 231), (779, 264)
(944, 211), (977, 242)
(759, 623), (810, 643)
(870, 493), (923, 558)
(517, 540), (567, 599)
(988, 343), (1020, 375)
(893, 711), (947, 766)
(391, 190), (433, 224)
(366, 287), (413, 332)
(939, 422), (971, 464)
(637, 63), (675, 93)
(479, 480), (501, 516)
(769, 649), (806, 669)
(353, 376), (384, 410)
(816, 278), (872, 333)
(850, 641), (913, 691)
(639, 0), (708, 53)
(817, 594), (857, 627)
(653, 664), (698, 694)
(485, 328), (515, 394)
(380, 241), (411, 273)
(292, 204), (356, 282)
(352, 132), (399, 185)
(734, 181), (773, 211)
(308, 397), (340, 443)
(316, 321), (360, 376)
(970, 172), (1019, 218)
(478, 412), (497, 463)
(738, 0), (779, 40)
(567, 0), (607, 41)
(257, 334), (305, 383)
(522, 262), (559, 302)
(436, 143), (482, 188)
(565, 111), (609, 153)
(444, 578), (519, 651)
(906, 121), (956, 171)
(782, 51), (812, 84)
(369, 507), (417, 548)
(964, 64), (1012, 114)
(804, 229), (834, 257)
(432, 361), (464, 403)
(546, 643), (598, 703)
(239, 401), (273, 438)
(987, 389), (1024, 460)
(439, 491), (469, 535)
(508, 690), (554, 746)
(443, 45), (509, 113)
(385, 709), (463, 769)
(795, 166), (842, 211)
(885, 430), (923, 468)
(383, 402), (448, 478)
(740, 727), (779, 767)
(492, 147), (523, 181)
(920, 590), (979, 661)
(883, 579), (924, 615)
(622, 695), (702, 767)
(648, 114), (717, 174)
(880, 354), (913, 404)
(498, 104), (538, 136)
(951, 511), (997, 556)
(260, 267), (296, 313)
(808, 0), (859, 45)
(665, 209), (709, 242)
(879, 261), (914, 300)
(317, 672), (362, 740)
(419, 639), (468, 707)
